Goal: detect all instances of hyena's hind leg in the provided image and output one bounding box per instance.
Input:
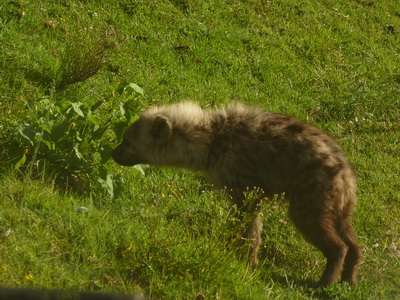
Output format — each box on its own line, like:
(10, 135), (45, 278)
(289, 200), (349, 287)
(336, 206), (362, 284)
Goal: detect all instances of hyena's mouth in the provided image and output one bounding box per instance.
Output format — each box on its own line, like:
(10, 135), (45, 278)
(111, 145), (143, 166)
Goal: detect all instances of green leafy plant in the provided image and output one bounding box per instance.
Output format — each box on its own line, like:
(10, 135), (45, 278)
(9, 82), (144, 198)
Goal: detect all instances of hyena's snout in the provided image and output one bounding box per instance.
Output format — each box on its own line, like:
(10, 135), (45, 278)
(111, 143), (139, 166)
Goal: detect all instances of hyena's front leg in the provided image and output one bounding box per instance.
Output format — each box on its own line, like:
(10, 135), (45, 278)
(228, 188), (263, 267)
(243, 214), (263, 267)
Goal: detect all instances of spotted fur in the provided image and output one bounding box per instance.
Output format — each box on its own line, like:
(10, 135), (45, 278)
(112, 101), (361, 287)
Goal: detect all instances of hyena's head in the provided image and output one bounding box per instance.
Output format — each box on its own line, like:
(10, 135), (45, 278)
(111, 114), (172, 166)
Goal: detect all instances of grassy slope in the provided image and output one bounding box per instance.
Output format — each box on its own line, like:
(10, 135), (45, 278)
(1, 0), (399, 299)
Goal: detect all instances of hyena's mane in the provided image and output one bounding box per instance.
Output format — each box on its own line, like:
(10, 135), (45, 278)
(143, 101), (208, 129)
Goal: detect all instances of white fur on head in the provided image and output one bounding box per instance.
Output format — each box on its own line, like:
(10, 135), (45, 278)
(143, 101), (207, 128)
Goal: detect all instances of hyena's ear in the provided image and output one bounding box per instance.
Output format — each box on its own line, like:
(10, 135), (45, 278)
(150, 115), (172, 143)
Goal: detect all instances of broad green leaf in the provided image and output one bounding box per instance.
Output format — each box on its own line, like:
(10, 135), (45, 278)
(92, 127), (107, 140)
(39, 122), (53, 135)
(73, 143), (84, 159)
(87, 114), (100, 127)
(42, 139), (55, 150)
(119, 102), (126, 118)
(97, 174), (114, 199)
(127, 83), (144, 96)
(18, 124), (36, 145)
(90, 100), (103, 112)
(71, 102), (85, 117)
(120, 99), (139, 122)
(117, 81), (129, 95)
(14, 153), (26, 170)
(55, 100), (72, 114)
(51, 122), (69, 141)
(133, 164), (148, 176)
(117, 82), (144, 96)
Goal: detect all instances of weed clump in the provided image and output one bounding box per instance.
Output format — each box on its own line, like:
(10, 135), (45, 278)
(55, 24), (116, 90)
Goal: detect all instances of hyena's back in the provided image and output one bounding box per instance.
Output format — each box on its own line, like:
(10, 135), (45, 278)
(206, 107), (355, 207)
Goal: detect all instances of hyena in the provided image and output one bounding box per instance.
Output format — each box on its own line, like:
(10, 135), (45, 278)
(111, 101), (361, 287)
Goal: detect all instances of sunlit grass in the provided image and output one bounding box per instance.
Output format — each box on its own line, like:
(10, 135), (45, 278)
(0, 0), (399, 298)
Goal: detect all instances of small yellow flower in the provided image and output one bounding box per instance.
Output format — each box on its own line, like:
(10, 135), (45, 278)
(24, 273), (33, 280)
(2, 265), (9, 272)
(259, 212), (264, 217)
(161, 193), (165, 198)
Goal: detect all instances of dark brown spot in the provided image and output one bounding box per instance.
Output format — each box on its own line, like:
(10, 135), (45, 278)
(285, 123), (306, 134)
(322, 162), (343, 177)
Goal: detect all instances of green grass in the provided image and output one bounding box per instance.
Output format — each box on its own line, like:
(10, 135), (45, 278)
(1, 0), (399, 298)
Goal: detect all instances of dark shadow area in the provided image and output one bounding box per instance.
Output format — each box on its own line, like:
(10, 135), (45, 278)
(0, 287), (143, 300)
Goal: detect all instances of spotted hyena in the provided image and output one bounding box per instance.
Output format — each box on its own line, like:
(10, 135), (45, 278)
(111, 101), (361, 287)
